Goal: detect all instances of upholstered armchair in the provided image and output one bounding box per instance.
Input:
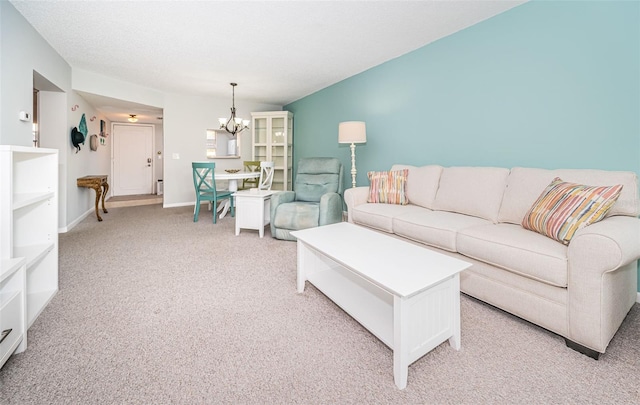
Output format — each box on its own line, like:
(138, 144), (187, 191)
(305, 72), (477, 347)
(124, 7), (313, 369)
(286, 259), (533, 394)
(270, 157), (344, 241)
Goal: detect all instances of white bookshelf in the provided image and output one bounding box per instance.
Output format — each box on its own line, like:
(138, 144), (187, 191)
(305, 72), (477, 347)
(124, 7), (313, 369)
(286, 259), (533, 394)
(0, 145), (58, 329)
(0, 257), (27, 369)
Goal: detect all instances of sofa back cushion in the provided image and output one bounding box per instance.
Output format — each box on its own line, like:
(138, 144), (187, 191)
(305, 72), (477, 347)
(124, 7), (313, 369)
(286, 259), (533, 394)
(391, 164), (443, 209)
(498, 167), (639, 225)
(432, 166), (510, 222)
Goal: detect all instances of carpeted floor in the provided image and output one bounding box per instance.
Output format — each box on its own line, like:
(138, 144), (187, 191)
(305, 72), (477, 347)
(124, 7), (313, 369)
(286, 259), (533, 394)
(1, 204), (639, 404)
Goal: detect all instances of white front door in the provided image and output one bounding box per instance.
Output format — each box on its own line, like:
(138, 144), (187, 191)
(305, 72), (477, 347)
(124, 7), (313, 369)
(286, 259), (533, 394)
(113, 124), (153, 196)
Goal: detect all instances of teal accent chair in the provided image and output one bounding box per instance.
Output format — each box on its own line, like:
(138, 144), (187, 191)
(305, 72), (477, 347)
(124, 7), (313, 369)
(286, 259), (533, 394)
(270, 157), (344, 241)
(192, 162), (234, 223)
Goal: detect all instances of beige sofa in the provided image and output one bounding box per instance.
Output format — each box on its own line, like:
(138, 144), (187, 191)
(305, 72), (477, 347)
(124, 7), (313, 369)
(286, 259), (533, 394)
(344, 165), (640, 358)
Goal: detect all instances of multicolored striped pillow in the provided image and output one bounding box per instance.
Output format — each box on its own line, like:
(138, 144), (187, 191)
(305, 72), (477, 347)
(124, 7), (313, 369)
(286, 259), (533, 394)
(367, 169), (409, 205)
(522, 177), (623, 244)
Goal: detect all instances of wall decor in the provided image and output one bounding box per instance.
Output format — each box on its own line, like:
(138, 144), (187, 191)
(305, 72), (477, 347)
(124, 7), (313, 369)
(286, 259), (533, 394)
(100, 120), (106, 137)
(206, 129), (216, 158)
(89, 134), (98, 151)
(71, 127), (84, 153)
(78, 114), (88, 138)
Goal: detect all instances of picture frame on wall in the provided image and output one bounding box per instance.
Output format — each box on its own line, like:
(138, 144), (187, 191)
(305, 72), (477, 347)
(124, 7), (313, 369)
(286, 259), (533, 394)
(100, 119), (106, 137)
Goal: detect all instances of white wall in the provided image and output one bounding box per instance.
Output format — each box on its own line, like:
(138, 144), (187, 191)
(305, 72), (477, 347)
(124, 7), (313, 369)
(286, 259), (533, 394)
(39, 91), (68, 226)
(0, 1), (71, 147)
(72, 68), (165, 109)
(65, 92), (112, 228)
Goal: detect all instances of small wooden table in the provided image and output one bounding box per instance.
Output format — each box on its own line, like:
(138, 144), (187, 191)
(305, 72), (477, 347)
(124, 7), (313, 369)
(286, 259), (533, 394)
(77, 175), (109, 221)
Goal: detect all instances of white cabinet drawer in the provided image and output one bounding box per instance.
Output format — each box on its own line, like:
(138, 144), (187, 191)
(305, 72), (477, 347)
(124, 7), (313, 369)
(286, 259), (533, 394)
(0, 290), (24, 367)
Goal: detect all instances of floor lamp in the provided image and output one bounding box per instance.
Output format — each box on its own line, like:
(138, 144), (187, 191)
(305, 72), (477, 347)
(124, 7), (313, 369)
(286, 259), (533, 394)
(338, 121), (367, 188)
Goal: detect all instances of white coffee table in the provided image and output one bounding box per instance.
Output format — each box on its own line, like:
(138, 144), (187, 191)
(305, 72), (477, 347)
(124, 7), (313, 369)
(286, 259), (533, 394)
(291, 222), (471, 389)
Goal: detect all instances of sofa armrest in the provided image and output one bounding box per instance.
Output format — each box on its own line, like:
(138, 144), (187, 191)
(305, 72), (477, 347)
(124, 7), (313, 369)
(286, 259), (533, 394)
(319, 192), (343, 226)
(270, 191), (295, 236)
(571, 216), (640, 267)
(344, 186), (369, 223)
(566, 215), (640, 352)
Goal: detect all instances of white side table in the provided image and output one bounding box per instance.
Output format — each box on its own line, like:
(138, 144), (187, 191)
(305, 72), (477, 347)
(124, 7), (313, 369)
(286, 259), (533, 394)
(233, 190), (275, 238)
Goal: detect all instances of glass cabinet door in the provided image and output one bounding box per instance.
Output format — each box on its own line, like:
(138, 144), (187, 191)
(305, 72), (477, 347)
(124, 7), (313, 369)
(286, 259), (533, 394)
(272, 145), (284, 168)
(254, 146), (268, 162)
(286, 144), (293, 189)
(271, 117), (285, 145)
(254, 118), (267, 144)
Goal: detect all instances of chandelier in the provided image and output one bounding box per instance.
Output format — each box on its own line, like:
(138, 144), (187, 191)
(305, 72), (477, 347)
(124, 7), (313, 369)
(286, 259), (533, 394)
(219, 83), (249, 136)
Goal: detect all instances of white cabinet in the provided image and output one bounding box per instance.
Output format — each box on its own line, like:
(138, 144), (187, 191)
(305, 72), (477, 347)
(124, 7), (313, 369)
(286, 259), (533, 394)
(0, 145), (58, 329)
(251, 111), (293, 191)
(233, 190), (274, 238)
(0, 257), (27, 368)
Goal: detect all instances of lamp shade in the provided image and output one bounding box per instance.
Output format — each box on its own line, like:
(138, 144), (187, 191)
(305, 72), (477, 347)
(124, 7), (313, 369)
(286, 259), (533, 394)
(338, 121), (366, 144)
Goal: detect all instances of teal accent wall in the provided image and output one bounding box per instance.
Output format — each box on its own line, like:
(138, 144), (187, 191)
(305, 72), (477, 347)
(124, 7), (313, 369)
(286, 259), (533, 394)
(285, 1), (640, 292)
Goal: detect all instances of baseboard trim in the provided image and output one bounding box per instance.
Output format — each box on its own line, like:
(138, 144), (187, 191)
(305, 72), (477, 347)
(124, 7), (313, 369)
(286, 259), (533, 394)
(59, 207), (94, 233)
(163, 201), (195, 208)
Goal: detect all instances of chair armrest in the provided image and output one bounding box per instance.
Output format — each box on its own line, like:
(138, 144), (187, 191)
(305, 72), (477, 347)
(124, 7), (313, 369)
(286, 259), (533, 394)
(270, 191), (296, 236)
(319, 192), (343, 226)
(566, 215), (640, 351)
(343, 186), (369, 223)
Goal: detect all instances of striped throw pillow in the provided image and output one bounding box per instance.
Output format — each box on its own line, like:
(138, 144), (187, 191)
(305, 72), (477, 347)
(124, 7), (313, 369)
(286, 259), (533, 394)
(367, 169), (409, 205)
(522, 177), (623, 244)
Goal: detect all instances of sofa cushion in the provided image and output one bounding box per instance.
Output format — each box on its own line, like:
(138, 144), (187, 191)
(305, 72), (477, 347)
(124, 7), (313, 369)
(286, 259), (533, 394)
(432, 166), (510, 222)
(393, 210), (491, 252)
(522, 177), (623, 245)
(351, 203), (425, 233)
(457, 223), (568, 287)
(391, 164), (443, 209)
(367, 169), (409, 205)
(498, 167), (639, 225)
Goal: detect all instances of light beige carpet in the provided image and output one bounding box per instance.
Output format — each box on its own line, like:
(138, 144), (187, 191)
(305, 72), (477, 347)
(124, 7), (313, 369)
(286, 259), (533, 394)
(1, 204), (638, 404)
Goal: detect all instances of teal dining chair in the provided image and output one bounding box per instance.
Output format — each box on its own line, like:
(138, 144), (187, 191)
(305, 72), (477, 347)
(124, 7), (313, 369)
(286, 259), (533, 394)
(192, 161), (234, 223)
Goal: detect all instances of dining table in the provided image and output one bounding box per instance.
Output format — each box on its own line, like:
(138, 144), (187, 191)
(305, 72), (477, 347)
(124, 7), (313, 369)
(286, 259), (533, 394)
(214, 171), (261, 219)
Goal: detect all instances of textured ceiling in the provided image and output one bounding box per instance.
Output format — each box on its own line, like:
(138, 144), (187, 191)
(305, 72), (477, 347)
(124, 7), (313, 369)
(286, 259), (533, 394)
(11, 0), (525, 121)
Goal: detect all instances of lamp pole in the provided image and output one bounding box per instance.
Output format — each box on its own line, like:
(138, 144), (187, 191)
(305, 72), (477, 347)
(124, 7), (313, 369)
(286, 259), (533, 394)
(349, 142), (357, 188)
